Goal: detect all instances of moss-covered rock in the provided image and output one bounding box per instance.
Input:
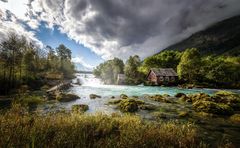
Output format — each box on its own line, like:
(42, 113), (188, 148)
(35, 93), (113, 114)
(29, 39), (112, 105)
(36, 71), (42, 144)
(108, 99), (122, 105)
(56, 93), (80, 102)
(89, 94), (101, 99)
(71, 104), (89, 113)
(229, 114), (240, 123)
(148, 95), (173, 103)
(188, 93), (213, 103)
(175, 93), (186, 98)
(214, 91), (240, 110)
(179, 95), (192, 103)
(120, 94), (128, 99)
(118, 99), (138, 112)
(193, 101), (234, 115)
(139, 104), (157, 110)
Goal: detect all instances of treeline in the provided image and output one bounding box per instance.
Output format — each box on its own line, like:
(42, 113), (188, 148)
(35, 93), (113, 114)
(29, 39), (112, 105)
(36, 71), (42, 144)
(94, 49), (240, 88)
(93, 56), (143, 85)
(0, 33), (75, 95)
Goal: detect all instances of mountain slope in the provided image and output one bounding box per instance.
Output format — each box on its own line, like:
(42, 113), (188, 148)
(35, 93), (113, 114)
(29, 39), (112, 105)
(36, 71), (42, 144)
(163, 15), (240, 56)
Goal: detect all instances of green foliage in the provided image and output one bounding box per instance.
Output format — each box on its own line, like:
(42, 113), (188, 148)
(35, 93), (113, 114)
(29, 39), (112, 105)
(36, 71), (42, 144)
(124, 55), (143, 84)
(93, 57), (124, 84)
(0, 33), (75, 94)
(177, 48), (201, 83)
(139, 50), (182, 74)
(200, 56), (240, 87)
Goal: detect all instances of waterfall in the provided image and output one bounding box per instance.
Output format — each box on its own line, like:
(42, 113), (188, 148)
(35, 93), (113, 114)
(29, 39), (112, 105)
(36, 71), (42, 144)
(75, 73), (103, 86)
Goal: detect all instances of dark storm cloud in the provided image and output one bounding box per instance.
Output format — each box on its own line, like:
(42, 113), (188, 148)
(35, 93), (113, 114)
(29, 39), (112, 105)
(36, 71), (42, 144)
(29, 0), (240, 59)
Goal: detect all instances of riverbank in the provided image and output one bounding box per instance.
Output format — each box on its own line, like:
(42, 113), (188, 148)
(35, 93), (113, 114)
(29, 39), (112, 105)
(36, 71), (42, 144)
(0, 104), (232, 148)
(1, 88), (240, 147)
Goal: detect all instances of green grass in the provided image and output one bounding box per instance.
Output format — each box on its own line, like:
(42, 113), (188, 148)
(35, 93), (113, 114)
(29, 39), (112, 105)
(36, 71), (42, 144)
(0, 104), (203, 148)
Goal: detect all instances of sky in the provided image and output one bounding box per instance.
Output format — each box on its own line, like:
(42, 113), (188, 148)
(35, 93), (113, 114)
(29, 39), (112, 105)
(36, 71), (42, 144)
(0, 0), (240, 70)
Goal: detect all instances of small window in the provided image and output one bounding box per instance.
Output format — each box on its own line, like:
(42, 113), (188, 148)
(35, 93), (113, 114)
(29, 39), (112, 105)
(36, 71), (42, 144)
(159, 76), (164, 81)
(165, 77), (169, 81)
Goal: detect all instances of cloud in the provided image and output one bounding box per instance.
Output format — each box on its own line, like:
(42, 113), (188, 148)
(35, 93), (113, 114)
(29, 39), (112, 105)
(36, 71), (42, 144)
(2, 0), (240, 60)
(0, 0), (43, 47)
(72, 56), (94, 70)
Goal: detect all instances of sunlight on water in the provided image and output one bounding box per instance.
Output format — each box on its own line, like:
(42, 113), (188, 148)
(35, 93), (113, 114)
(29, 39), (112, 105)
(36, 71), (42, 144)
(71, 73), (240, 98)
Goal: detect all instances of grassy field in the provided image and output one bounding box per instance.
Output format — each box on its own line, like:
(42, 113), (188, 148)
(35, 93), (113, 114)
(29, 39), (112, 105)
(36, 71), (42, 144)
(0, 103), (206, 148)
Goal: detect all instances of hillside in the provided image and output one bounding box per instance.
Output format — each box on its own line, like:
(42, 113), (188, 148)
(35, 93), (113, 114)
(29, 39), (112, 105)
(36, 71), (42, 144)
(163, 15), (240, 56)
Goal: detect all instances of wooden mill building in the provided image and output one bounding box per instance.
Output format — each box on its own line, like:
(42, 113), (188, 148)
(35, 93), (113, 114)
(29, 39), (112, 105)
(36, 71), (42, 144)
(147, 68), (178, 85)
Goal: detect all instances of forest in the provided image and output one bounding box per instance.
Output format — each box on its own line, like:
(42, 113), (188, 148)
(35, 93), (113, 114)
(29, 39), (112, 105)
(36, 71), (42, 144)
(0, 33), (75, 95)
(93, 49), (240, 88)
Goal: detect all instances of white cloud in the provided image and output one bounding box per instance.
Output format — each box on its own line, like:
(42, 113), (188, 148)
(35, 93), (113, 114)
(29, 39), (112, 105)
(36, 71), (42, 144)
(0, 0), (43, 47)
(27, 0), (240, 60)
(72, 56), (94, 70)
(1, 0), (240, 61)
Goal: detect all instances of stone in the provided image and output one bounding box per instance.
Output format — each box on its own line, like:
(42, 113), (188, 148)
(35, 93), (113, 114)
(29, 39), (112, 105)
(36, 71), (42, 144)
(139, 104), (157, 110)
(120, 94), (128, 99)
(119, 99), (138, 112)
(175, 93), (186, 98)
(193, 101), (234, 115)
(89, 94), (101, 99)
(56, 93), (80, 102)
(108, 99), (122, 105)
(71, 104), (89, 113)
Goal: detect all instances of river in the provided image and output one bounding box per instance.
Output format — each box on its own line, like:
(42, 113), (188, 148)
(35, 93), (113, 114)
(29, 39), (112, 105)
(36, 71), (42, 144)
(38, 73), (240, 146)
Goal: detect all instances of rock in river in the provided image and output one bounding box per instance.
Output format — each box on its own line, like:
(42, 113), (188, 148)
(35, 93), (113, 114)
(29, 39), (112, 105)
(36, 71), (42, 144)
(56, 92), (80, 102)
(89, 94), (101, 99)
(72, 104), (89, 113)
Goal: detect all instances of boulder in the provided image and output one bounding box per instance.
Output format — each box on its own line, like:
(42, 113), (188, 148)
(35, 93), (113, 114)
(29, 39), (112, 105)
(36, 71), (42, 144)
(139, 104), (157, 110)
(120, 94), (128, 99)
(119, 99), (138, 112)
(193, 100), (234, 115)
(56, 93), (80, 102)
(214, 91), (240, 110)
(89, 94), (101, 99)
(108, 99), (122, 105)
(72, 104), (89, 113)
(148, 95), (173, 103)
(188, 93), (213, 103)
(175, 93), (186, 98)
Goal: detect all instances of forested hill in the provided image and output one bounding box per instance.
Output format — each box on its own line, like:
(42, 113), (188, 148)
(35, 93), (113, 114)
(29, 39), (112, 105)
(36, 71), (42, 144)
(162, 15), (240, 56)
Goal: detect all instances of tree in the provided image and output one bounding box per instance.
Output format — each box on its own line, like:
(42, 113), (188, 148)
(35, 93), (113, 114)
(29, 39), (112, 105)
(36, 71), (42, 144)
(124, 55), (142, 84)
(177, 48), (201, 83)
(93, 58), (124, 84)
(56, 44), (74, 78)
(139, 50), (182, 74)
